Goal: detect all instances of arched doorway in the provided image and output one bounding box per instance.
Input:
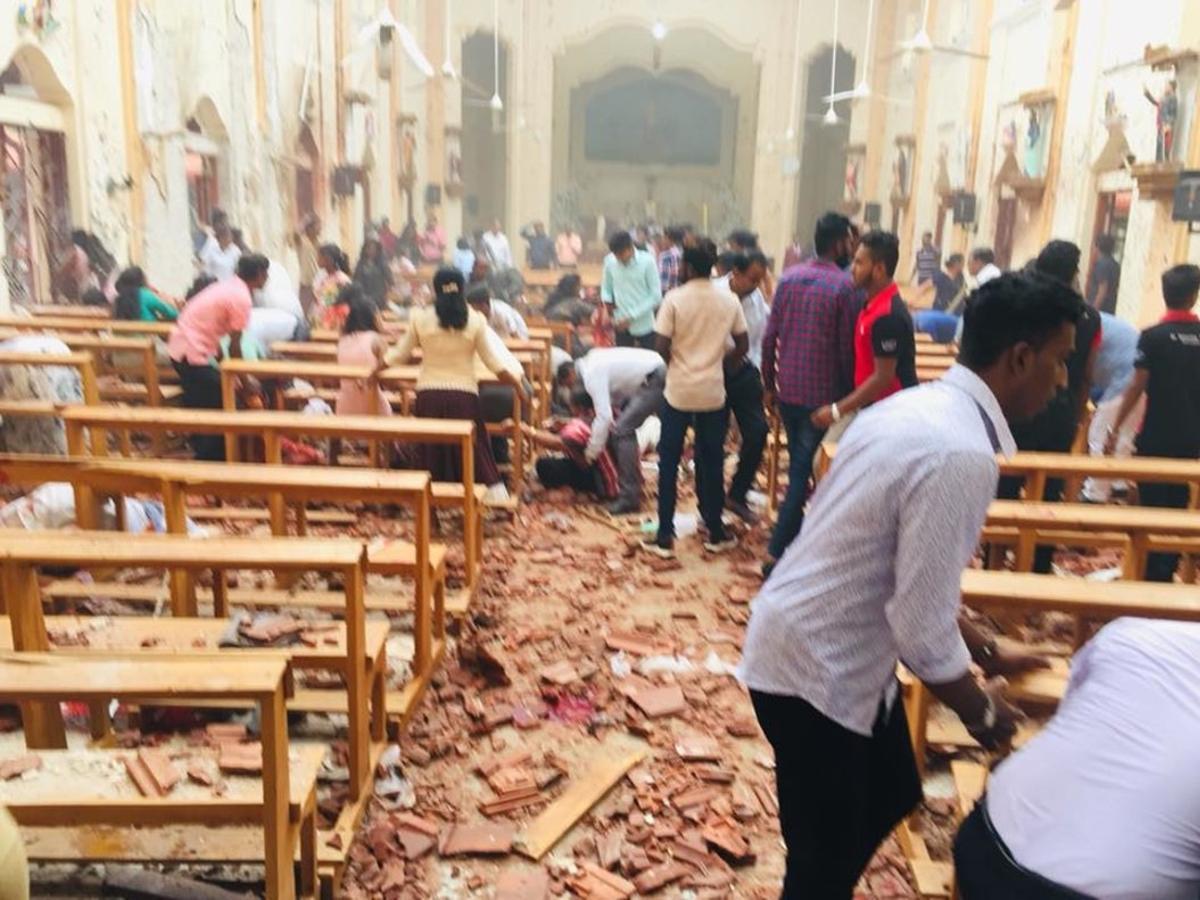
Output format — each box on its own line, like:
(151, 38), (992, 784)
(184, 97), (229, 253)
(794, 44), (856, 240)
(0, 47), (74, 307)
(461, 31), (508, 236)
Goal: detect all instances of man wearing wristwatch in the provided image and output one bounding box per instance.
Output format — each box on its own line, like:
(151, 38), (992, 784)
(739, 272), (1084, 898)
(812, 230), (918, 438)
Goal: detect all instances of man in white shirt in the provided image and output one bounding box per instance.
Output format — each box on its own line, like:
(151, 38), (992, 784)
(556, 347), (665, 514)
(957, 617), (1200, 899)
(714, 251), (771, 523)
(968, 246), (1002, 287)
(255, 259), (307, 340)
(481, 219), (514, 272)
(199, 219), (242, 282)
(738, 272), (1084, 896)
(466, 282), (528, 340)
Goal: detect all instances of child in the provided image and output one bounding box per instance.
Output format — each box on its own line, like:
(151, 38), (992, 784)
(336, 286), (391, 417)
(313, 243), (352, 330)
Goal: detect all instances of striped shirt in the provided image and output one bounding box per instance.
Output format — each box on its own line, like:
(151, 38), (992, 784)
(738, 365), (1017, 735)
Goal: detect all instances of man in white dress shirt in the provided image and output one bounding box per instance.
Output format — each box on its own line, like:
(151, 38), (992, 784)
(481, 219), (515, 272)
(956, 617), (1200, 899)
(556, 347), (665, 514)
(714, 250), (771, 523)
(738, 272), (1084, 897)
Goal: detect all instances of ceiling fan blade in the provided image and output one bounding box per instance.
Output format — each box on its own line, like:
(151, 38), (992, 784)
(930, 44), (989, 60)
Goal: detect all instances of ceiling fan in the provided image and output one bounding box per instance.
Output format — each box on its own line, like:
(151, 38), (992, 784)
(886, 0), (989, 61)
(820, 0), (912, 107)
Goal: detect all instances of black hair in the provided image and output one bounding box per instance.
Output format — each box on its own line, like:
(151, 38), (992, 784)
(814, 212), (852, 257)
(1162, 264), (1200, 310)
(550, 273), (582, 300)
(465, 281), (491, 306)
(186, 274), (217, 300)
(959, 272), (1084, 370)
(727, 228), (759, 250)
(319, 243), (351, 275)
(946, 253), (965, 267)
(971, 247), (995, 265)
(71, 230), (116, 279)
(569, 385), (594, 412)
(340, 285), (379, 334)
(71, 229), (89, 248)
(359, 237), (382, 261)
(683, 243), (716, 279)
(556, 360), (576, 386)
(236, 253), (271, 282)
(433, 267), (468, 330)
(716, 250), (739, 274)
(859, 231), (900, 278)
(81, 287), (108, 307)
(1034, 240), (1081, 287)
(608, 231), (633, 254)
(1095, 233), (1116, 255)
(664, 225), (686, 244)
(736, 250), (768, 272)
(457, 236), (470, 250)
(112, 266), (148, 321)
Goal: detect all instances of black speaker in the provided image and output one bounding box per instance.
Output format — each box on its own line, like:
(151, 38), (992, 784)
(864, 202), (882, 227)
(425, 184), (442, 206)
(1172, 171), (1200, 222)
(953, 192), (977, 225)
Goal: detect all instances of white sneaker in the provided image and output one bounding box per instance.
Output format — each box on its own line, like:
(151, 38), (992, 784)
(703, 535), (738, 554)
(484, 483), (510, 504)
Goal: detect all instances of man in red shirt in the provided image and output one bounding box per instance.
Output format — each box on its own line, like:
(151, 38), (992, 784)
(812, 231), (917, 430)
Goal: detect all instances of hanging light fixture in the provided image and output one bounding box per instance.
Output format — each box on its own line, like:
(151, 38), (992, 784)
(489, 0), (503, 111)
(849, 0), (876, 99)
(785, 0), (804, 140)
(442, 0), (457, 79)
(822, 0), (841, 125)
(902, 0), (934, 53)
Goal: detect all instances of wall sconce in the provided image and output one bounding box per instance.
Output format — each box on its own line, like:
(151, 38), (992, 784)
(106, 175), (134, 196)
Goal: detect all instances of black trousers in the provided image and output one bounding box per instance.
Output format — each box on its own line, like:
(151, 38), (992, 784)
(750, 689), (922, 898)
(536, 456), (596, 494)
(616, 331), (656, 350)
(172, 359), (225, 461)
(954, 801), (1092, 899)
(1140, 479), (1190, 581)
(725, 362), (768, 503)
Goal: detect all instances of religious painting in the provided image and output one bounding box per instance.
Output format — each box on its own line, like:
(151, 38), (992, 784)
(891, 138), (914, 202)
(445, 126), (463, 199)
(397, 114), (417, 189)
(583, 70), (726, 167)
(844, 145), (864, 204)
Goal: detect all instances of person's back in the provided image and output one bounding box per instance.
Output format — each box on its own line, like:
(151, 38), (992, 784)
(1011, 303), (1099, 451)
(659, 278), (742, 412)
(1092, 311), (1138, 403)
(168, 278), (252, 365)
(768, 258), (859, 404)
(405, 306), (491, 392)
(1137, 312), (1200, 458)
(983, 618), (1200, 898)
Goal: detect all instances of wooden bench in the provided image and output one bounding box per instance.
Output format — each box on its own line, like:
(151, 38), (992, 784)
(0, 653), (308, 899)
(58, 405), (485, 606)
(218, 357), (527, 499)
(0, 314), (174, 339)
(26, 303), (114, 319)
(0, 350), (101, 420)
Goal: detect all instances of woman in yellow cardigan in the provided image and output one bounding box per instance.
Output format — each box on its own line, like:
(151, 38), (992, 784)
(385, 267), (521, 503)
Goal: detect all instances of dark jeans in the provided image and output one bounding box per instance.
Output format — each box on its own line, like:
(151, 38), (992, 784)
(616, 331), (656, 350)
(996, 474), (1065, 574)
(751, 689), (922, 899)
(1140, 479), (1190, 581)
(767, 402), (826, 560)
(611, 366), (666, 507)
(725, 363), (768, 503)
(172, 359), (225, 461)
(657, 401), (729, 542)
(479, 384), (516, 464)
(536, 456), (595, 494)
(954, 801), (1092, 899)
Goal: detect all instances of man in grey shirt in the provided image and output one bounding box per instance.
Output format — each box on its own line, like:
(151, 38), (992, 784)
(738, 272), (1084, 897)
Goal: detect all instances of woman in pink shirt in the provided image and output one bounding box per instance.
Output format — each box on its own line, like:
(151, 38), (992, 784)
(167, 253), (269, 460)
(417, 215), (447, 264)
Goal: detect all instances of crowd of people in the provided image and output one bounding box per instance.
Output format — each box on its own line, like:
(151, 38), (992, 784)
(8, 198), (1200, 899)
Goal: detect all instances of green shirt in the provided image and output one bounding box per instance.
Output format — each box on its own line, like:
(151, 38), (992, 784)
(138, 288), (178, 322)
(601, 248), (662, 337)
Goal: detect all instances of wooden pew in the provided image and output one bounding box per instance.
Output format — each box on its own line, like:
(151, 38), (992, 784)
(0, 313), (174, 338)
(0, 454), (442, 676)
(218, 357), (526, 499)
(0, 653), (307, 899)
(58, 406), (485, 608)
(27, 304), (113, 319)
(987, 499), (1200, 578)
(0, 350), (101, 418)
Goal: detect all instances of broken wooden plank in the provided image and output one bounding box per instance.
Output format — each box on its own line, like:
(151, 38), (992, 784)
(951, 760), (988, 819)
(517, 745), (648, 860)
